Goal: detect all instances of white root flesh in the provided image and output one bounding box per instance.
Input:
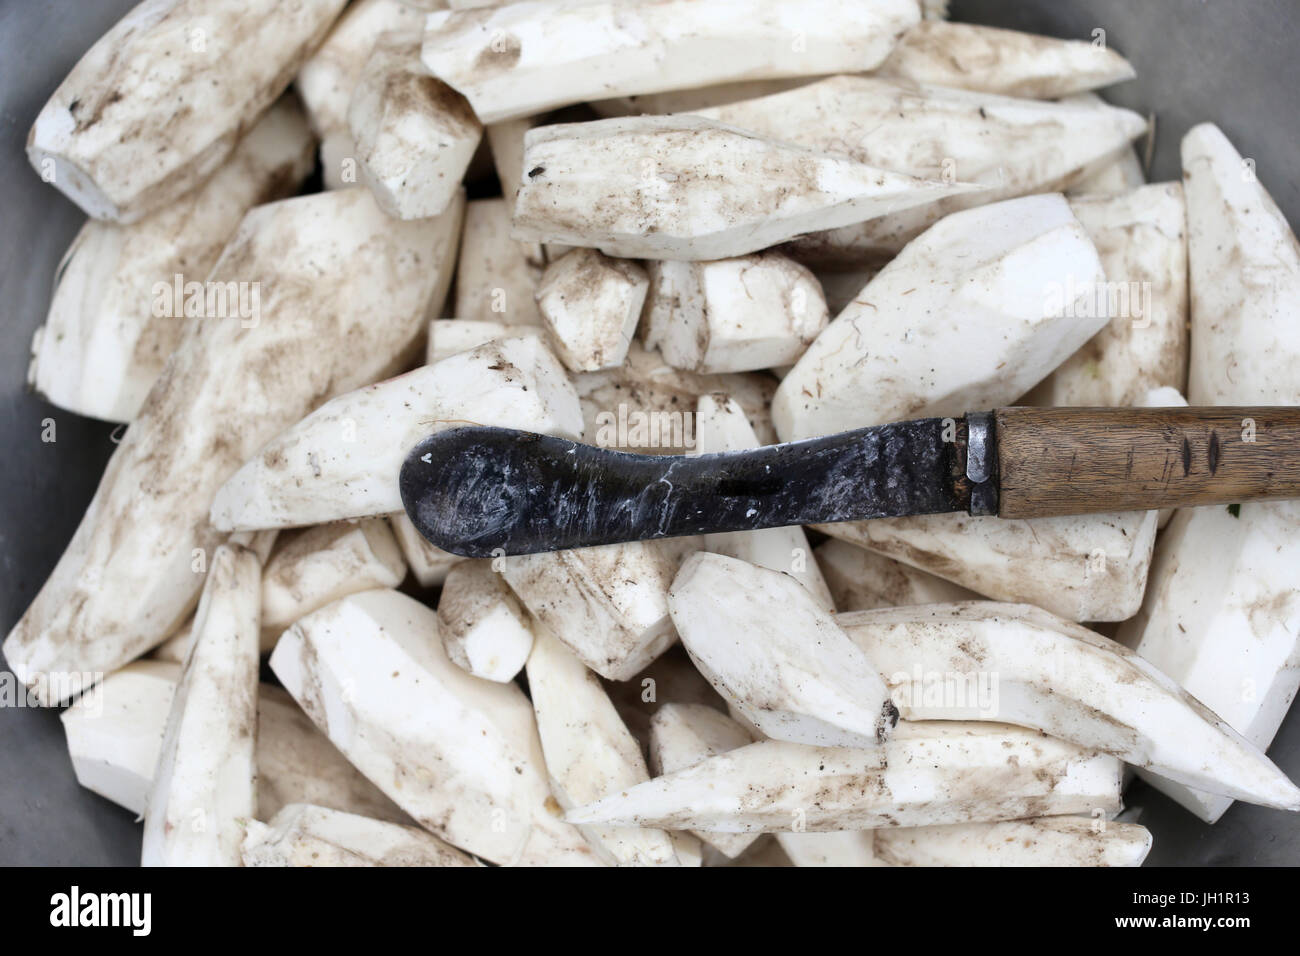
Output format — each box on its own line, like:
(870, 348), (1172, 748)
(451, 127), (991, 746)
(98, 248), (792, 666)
(388, 512), (466, 587)
(526, 628), (682, 865)
(425, 318), (543, 364)
(1182, 124), (1300, 409)
(589, 78), (816, 120)
(1067, 147), (1146, 196)
(28, 97), (315, 423)
(60, 660), (181, 817)
(536, 249), (648, 372)
(141, 544), (261, 866)
(501, 540), (682, 681)
(1024, 183), (1188, 407)
(774, 194), (1107, 441)
(693, 396), (833, 609)
(260, 520), (407, 652)
(154, 531), (278, 661)
(296, 0), (426, 188)
(650, 703), (759, 859)
(813, 509), (1157, 623)
(28, 0), (346, 222)
(210, 334), (581, 530)
(242, 803), (477, 867)
(642, 253), (828, 374)
(228, 529), (280, 565)
(576, 342), (777, 454)
(437, 560), (534, 683)
(877, 21), (1136, 99)
(604, 644), (729, 759)
(668, 553), (895, 749)
(151, 619), (193, 665)
(269, 588), (599, 865)
(696, 76), (1145, 264)
(5, 187), (462, 703)
(1063, 94), (1146, 197)
(420, 0), (920, 124)
(776, 832), (883, 867)
(349, 31), (482, 220)
(512, 114), (980, 261)
(454, 198), (545, 326)
(872, 817), (1152, 867)
(61, 666), (406, 824)
(254, 684), (409, 825)
(839, 601), (1300, 810)
(1116, 123), (1300, 822)
(568, 721), (1123, 832)
(814, 539), (977, 612)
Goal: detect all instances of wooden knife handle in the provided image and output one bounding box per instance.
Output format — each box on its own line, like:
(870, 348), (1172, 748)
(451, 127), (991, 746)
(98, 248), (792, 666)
(993, 406), (1300, 519)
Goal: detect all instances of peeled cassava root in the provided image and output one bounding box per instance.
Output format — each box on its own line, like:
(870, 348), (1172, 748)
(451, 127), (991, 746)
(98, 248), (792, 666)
(27, 97), (316, 423)
(535, 249), (648, 373)
(296, 0), (425, 189)
(813, 509), (1157, 623)
(242, 804), (476, 868)
(420, 0), (921, 124)
(814, 538), (977, 612)
(437, 559), (534, 683)
(877, 21), (1136, 99)
(28, 0), (347, 222)
(270, 588), (599, 865)
(5, 188), (463, 704)
(526, 628), (684, 866)
(501, 540), (682, 682)
(642, 253), (828, 374)
(697, 75), (1146, 263)
(60, 664), (406, 824)
(512, 114), (980, 260)
(774, 193), (1107, 441)
(1117, 123), (1300, 823)
(568, 721), (1123, 832)
(260, 519), (407, 651)
(454, 198), (545, 326)
(141, 544), (261, 867)
(649, 703), (759, 860)
(349, 30), (482, 220)
(668, 552), (893, 748)
(871, 817), (1152, 867)
(838, 601), (1300, 811)
(1025, 183), (1189, 407)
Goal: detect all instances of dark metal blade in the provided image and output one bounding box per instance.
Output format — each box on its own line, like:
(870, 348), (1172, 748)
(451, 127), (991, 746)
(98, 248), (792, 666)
(400, 418), (966, 557)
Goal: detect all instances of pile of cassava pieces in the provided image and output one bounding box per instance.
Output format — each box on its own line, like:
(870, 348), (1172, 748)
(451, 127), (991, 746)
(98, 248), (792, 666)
(12, 0), (1300, 867)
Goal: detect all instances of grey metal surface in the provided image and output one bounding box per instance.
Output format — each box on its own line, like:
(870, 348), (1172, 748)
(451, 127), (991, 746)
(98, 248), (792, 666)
(1, 0), (1298, 865)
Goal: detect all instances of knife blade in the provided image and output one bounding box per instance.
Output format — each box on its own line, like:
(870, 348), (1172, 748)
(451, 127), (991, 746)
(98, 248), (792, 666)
(400, 406), (1300, 557)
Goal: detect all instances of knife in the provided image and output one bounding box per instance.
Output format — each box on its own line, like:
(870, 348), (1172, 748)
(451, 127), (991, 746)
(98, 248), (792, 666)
(399, 406), (1300, 558)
